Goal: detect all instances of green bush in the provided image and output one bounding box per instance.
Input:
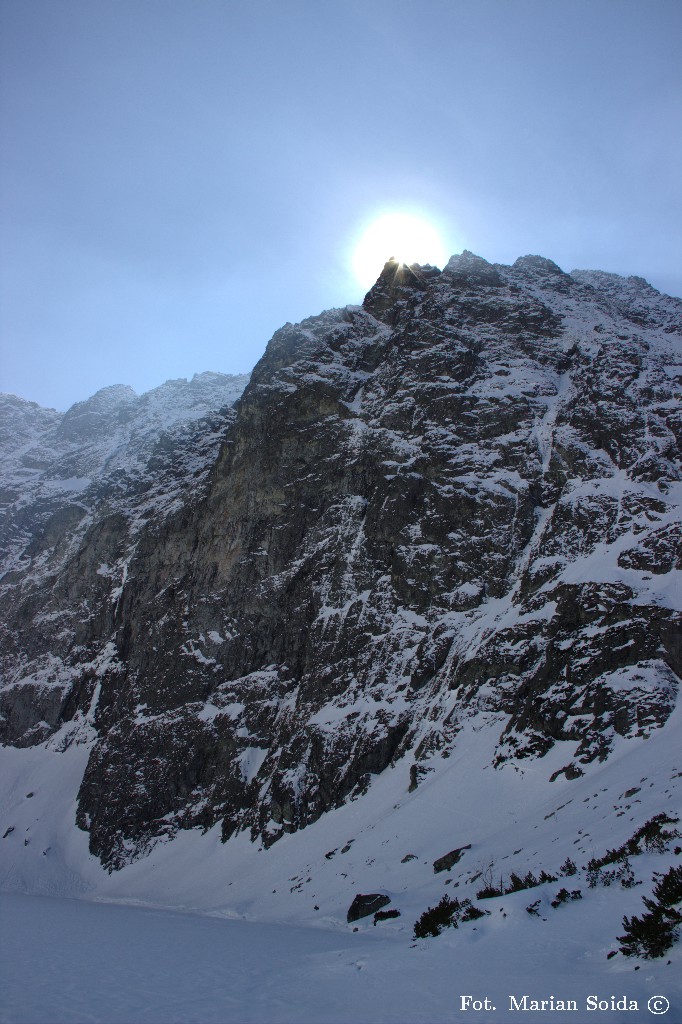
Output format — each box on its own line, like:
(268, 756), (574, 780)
(503, 869), (558, 894)
(618, 865), (682, 959)
(588, 814), (680, 876)
(551, 887), (582, 908)
(635, 814), (681, 853)
(373, 909), (401, 926)
(413, 896), (487, 938)
(507, 871), (531, 893)
(652, 864), (682, 907)
(478, 866), (558, 899)
(461, 903), (486, 922)
(587, 856), (635, 889)
(476, 882), (504, 899)
(414, 895), (460, 938)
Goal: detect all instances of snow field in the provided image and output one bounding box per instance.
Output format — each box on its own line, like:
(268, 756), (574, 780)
(1, 705), (681, 1022)
(0, 885), (679, 1024)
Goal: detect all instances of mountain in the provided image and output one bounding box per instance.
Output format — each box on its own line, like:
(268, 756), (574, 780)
(1, 254), (680, 984)
(0, 372), (249, 747)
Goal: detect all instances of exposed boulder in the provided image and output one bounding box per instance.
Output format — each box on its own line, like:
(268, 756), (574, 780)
(347, 894), (391, 923)
(433, 845), (472, 873)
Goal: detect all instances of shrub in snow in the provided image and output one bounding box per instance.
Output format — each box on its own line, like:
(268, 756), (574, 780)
(635, 814), (681, 853)
(483, 869), (558, 897)
(475, 863), (504, 900)
(413, 896), (487, 938)
(373, 909), (401, 925)
(618, 865), (682, 959)
(517, 869), (558, 889)
(618, 859), (637, 889)
(587, 856), (636, 889)
(550, 888), (582, 909)
(476, 881), (504, 900)
(585, 814), (679, 891)
(461, 903), (487, 922)
(414, 895), (460, 938)
(588, 814), (680, 878)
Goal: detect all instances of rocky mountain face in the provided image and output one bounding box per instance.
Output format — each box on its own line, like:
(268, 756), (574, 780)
(0, 372), (248, 749)
(1, 254), (680, 874)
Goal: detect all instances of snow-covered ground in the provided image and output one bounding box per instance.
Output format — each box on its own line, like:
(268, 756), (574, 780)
(0, 887), (679, 1024)
(1, 704), (681, 1023)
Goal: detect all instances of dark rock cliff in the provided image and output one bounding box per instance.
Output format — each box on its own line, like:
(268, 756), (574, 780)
(1, 254), (680, 870)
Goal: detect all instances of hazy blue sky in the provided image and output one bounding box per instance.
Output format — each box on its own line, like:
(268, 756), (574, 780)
(1, 0), (681, 410)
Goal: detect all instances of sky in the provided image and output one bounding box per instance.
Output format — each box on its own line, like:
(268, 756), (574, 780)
(1, 0), (681, 411)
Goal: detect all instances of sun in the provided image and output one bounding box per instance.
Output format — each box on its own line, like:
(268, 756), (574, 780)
(351, 212), (449, 289)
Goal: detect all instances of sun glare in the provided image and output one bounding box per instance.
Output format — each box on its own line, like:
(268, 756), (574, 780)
(351, 212), (449, 289)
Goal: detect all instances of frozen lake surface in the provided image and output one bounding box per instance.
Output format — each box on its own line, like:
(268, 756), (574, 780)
(0, 891), (454, 1024)
(2, 891), (680, 1024)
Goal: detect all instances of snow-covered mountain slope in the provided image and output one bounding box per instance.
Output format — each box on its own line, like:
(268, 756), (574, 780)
(1, 253), (680, 995)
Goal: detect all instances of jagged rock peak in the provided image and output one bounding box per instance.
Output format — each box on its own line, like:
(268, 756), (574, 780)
(443, 250), (502, 286)
(45, 375), (251, 443)
(570, 268), (658, 295)
(65, 384), (138, 415)
(513, 254), (567, 276)
(504, 255), (577, 296)
(0, 392), (59, 414)
(0, 393), (61, 456)
(57, 385), (139, 441)
(362, 258), (441, 321)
